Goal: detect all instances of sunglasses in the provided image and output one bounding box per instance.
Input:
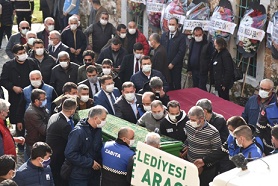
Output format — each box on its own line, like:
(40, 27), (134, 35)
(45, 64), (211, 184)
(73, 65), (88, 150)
(21, 27), (30, 29)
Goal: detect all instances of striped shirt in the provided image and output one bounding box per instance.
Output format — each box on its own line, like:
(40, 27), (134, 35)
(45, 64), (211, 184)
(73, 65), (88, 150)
(186, 122), (221, 164)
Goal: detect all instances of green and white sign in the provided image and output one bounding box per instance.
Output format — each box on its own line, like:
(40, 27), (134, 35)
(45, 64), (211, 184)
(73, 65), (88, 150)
(131, 142), (199, 186)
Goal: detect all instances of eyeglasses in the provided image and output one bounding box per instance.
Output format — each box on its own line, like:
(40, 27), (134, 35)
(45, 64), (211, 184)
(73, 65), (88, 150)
(21, 27), (30, 29)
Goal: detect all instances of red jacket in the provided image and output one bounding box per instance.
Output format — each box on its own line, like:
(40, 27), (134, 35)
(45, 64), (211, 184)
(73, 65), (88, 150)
(136, 29), (150, 56)
(0, 119), (16, 156)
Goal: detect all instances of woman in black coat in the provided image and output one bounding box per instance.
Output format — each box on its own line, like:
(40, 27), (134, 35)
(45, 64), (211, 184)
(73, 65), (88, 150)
(211, 38), (234, 100)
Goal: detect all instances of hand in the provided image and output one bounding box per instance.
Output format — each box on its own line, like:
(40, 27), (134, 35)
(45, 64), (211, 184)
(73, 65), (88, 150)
(17, 123), (23, 131)
(70, 48), (76, 54)
(198, 166), (204, 175)
(222, 86), (226, 91)
(187, 71), (192, 76)
(168, 63), (174, 70)
(63, 12), (68, 16)
(14, 136), (25, 145)
(92, 161), (101, 170)
(13, 86), (22, 94)
(194, 159), (205, 168)
(179, 146), (188, 159)
(75, 49), (81, 55)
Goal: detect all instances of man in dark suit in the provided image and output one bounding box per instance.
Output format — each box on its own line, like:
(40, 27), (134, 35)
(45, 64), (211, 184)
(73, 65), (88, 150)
(119, 42), (144, 83)
(94, 75), (120, 115)
(46, 98), (77, 186)
(48, 30), (70, 60)
(78, 65), (100, 99)
(114, 82), (143, 124)
(37, 17), (55, 48)
(160, 17), (186, 90)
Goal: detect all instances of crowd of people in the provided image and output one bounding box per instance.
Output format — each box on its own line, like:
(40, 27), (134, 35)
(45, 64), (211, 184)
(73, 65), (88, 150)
(0, 0), (277, 185)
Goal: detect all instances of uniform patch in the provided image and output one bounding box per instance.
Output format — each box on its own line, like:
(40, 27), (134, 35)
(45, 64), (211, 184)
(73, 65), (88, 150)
(166, 128), (173, 133)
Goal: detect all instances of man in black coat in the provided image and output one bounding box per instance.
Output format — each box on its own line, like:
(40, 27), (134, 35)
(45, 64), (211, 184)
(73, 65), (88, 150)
(50, 51), (79, 96)
(187, 27), (213, 91)
(0, 44), (39, 151)
(160, 18), (186, 90)
(37, 17), (55, 48)
(119, 42), (144, 83)
(48, 30), (70, 60)
(46, 98), (77, 186)
(114, 82), (143, 124)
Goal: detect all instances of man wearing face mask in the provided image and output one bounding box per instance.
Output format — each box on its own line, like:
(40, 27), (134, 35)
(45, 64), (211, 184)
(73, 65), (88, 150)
(0, 155), (16, 182)
(29, 39), (56, 84)
(77, 50), (102, 83)
(160, 100), (188, 142)
(24, 31), (37, 54)
(76, 84), (94, 110)
(62, 0), (80, 26)
(94, 75), (120, 115)
(183, 106), (221, 186)
(242, 79), (276, 126)
(0, 44), (39, 153)
(50, 51), (79, 95)
(160, 17), (186, 90)
(78, 65), (100, 98)
(84, 12), (117, 59)
(101, 127), (135, 186)
(37, 17), (55, 48)
(99, 59), (122, 91)
(114, 82), (143, 124)
(65, 106), (108, 185)
(141, 91), (155, 112)
(96, 38), (127, 73)
(48, 30), (70, 61)
(61, 16), (87, 65)
(130, 56), (169, 92)
(187, 27), (213, 91)
(102, 24), (128, 51)
(119, 42), (144, 83)
(6, 21), (30, 59)
(13, 142), (54, 186)
(138, 100), (167, 132)
(89, 0), (107, 25)
(126, 21), (149, 55)
(23, 89), (50, 161)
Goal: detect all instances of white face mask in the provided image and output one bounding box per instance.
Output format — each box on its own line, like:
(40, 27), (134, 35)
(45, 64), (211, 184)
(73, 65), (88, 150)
(31, 80), (42, 88)
(148, 41), (153, 47)
(102, 68), (111, 75)
(195, 36), (203, 42)
(134, 53), (142, 59)
(49, 40), (54, 46)
(70, 24), (78, 30)
(17, 53), (28, 61)
(128, 28), (136, 35)
(169, 114), (178, 122)
(97, 117), (106, 128)
(152, 111), (164, 120)
(100, 19), (108, 25)
(129, 139), (135, 146)
(188, 120), (201, 128)
(105, 84), (114, 93)
(47, 25), (55, 31)
(259, 89), (270, 99)
(125, 92), (135, 102)
(60, 61), (68, 68)
(27, 38), (35, 45)
(35, 48), (44, 56)
(168, 25), (176, 32)
(236, 139), (243, 147)
(80, 95), (89, 102)
(119, 33), (126, 39)
(142, 64), (152, 72)
(143, 105), (151, 112)
(21, 28), (29, 35)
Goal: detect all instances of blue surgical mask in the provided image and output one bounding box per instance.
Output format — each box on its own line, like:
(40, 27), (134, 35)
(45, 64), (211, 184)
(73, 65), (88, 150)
(41, 158), (51, 168)
(40, 100), (47, 108)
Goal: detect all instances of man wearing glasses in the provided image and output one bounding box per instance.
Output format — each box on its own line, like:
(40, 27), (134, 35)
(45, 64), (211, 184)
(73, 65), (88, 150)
(48, 30), (70, 60)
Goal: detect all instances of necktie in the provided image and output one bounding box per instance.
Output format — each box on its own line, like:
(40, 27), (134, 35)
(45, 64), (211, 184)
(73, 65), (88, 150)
(94, 83), (98, 93)
(52, 46), (55, 52)
(109, 93), (115, 105)
(68, 118), (75, 129)
(170, 34), (174, 39)
(135, 58), (139, 73)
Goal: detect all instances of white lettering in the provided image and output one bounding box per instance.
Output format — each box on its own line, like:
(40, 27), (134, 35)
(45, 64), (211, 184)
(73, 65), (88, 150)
(105, 149), (121, 158)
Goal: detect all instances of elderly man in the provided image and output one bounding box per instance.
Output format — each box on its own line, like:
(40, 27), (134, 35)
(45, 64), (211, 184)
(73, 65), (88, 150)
(138, 100), (167, 132)
(141, 91), (155, 112)
(50, 51), (79, 95)
(65, 105), (108, 185)
(6, 21), (30, 59)
(101, 127), (135, 186)
(48, 30), (70, 60)
(37, 17), (55, 48)
(61, 16), (87, 65)
(24, 31), (37, 53)
(242, 79), (276, 126)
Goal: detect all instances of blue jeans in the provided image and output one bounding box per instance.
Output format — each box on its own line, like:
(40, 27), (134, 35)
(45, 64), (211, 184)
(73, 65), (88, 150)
(69, 170), (100, 186)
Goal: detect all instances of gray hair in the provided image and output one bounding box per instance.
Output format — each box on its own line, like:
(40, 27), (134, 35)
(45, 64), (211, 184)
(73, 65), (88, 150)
(44, 17), (54, 24)
(145, 132), (160, 147)
(77, 84), (89, 93)
(29, 70), (42, 78)
(188, 106), (204, 119)
(196, 98), (212, 113)
(26, 31), (37, 39)
(260, 79), (274, 89)
(118, 127), (133, 139)
(19, 21), (29, 28)
(68, 16), (78, 24)
(49, 30), (61, 40)
(149, 76), (163, 88)
(151, 100), (163, 109)
(58, 51), (70, 59)
(0, 99), (10, 112)
(88, 105), (108, 118)
(150, 33), (160, 43)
